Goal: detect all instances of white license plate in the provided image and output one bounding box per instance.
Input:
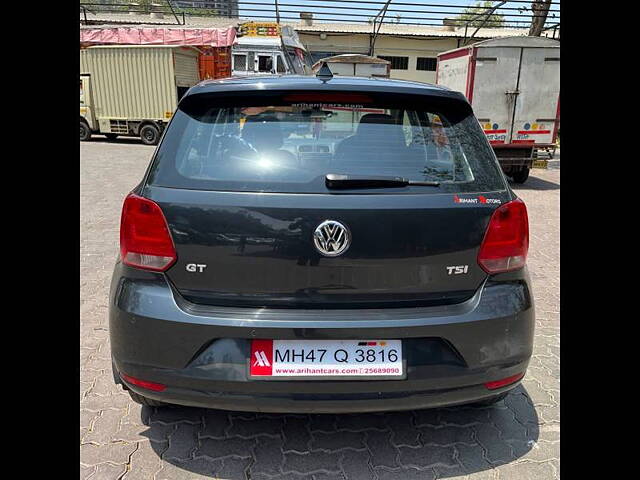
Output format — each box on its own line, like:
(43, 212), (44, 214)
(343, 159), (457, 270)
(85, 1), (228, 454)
(249, 339), (404, 379)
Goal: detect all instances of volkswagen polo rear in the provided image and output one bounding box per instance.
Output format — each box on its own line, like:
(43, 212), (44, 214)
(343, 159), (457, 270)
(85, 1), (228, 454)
(109, 76), (534, 413)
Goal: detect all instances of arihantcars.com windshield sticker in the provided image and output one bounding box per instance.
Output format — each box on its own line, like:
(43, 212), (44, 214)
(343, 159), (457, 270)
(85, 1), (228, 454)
(454, 195), (502, 205)
(291, 103), (365, 109)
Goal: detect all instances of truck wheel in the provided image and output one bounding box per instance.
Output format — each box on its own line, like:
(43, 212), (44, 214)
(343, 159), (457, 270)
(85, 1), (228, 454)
(80, 121), (91, 141)
(512, 167), (530, 184)
(140, 124), (160, 145)
(105, 133), (118, 141)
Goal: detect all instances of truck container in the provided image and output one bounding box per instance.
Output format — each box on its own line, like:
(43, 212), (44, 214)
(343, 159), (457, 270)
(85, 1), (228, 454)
(198, 46), (232, 80)
(311, 54), (391, 78)
(436, 36), (560, 183)
(80, 45), (200, 145)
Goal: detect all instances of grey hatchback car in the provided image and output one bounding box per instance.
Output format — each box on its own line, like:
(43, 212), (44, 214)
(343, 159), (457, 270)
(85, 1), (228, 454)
(109, 74), (534, 413)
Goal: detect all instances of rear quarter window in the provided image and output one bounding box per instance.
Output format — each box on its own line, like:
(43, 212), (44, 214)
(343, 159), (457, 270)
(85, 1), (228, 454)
(147, 90), (506, 194)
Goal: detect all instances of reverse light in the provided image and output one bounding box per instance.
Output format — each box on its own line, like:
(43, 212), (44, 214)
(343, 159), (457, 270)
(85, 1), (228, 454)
(477, 198), (529, 274)
(484, 372), (525, 390)
(120, 373), (167, 392)
(120, 193), (177, 272)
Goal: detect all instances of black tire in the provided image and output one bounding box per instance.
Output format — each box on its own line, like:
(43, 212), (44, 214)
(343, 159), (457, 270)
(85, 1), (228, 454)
(512, 167), (530, 184)
(80, 121), (91, 141)
(127, 390), (169, 407)
(140, 124), (161, 145)
(471, 391), (509, 407)
(105, 133), (118, 141)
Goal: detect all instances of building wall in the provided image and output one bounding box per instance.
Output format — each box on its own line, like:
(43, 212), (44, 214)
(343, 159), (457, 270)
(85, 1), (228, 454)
(375, 36), (459, 83)
(298, 32), (461, 84)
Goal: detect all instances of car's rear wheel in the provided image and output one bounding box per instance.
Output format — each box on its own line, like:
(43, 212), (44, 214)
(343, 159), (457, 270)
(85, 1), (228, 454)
(512, 167), (530, 184)
(471, 391), (509, 407)
(80, 120), (91, 141)
(127, 390), (169, 407)
(140, 124), (160, 145)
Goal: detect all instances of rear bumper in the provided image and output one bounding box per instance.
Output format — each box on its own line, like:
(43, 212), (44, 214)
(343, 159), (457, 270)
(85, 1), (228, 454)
(493, 144), (535, 168)
(115, 373), (526, 413)
(496, 159), (533, 168)
(109, 263), (535, 413)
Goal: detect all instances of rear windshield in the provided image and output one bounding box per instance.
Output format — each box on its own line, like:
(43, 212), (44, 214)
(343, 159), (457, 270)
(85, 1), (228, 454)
(147, 91), (505, 194)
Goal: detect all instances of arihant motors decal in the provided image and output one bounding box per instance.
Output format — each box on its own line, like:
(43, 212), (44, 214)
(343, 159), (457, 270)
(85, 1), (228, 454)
(453, 195), (502, 205)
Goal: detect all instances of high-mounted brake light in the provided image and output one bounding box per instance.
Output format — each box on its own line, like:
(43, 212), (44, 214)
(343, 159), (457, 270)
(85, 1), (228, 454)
(120, 193), (177, 272)
(477, 198), (529, 274)
(283, 93), (373, 104)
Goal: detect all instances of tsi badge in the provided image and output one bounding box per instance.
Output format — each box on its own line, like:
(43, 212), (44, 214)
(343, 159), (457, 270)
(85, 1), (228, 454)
(446, 265), (469, 275)
(186, 263), (207, 273)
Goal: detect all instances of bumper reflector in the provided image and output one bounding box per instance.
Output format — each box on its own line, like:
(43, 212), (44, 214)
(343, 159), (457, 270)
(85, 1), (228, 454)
(484, 372), (525, 390)
(120, 373), (167, 392)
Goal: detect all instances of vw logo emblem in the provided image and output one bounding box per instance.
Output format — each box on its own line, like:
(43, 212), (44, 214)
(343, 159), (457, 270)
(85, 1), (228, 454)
(313, 220), (350, 257)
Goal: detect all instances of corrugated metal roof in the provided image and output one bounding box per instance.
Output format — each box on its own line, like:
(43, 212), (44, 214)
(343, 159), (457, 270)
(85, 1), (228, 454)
(80, 13), (552, 41)
(287, 22), (533, 39)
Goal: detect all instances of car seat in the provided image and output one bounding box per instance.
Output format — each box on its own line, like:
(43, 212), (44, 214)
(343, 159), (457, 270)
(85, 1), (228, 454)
(239, 116), (298, 165)
(333, 113), (419, 171)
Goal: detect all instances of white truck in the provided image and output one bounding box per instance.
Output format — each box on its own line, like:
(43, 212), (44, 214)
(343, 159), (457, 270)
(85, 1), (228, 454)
(80, 45), (200, 145)
(231, 22), (313, 76)
(436, 36), (560, 183)
(311, 54), (391, 78)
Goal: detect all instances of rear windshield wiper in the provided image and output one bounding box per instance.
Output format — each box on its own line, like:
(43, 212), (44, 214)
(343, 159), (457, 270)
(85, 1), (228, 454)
(325, 173), (440, 189)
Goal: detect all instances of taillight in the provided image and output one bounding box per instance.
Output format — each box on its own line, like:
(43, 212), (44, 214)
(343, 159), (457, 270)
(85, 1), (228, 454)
(477, 198), (529, 274)
(120, 193), (177, 272)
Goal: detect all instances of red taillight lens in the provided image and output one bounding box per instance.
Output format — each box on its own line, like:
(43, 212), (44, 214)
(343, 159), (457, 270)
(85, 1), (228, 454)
(120, 373), (167, 392)
(120, 193), (177, 272)
(484, 372), (525, 390)
(477, 198), (529, 274)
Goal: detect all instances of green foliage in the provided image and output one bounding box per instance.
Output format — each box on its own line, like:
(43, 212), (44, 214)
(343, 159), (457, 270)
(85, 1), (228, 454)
(179, 7), (220, 17)
(81, 1), (204, 15)
(454, 1), (505, 28)
(80, 0), (152, 14)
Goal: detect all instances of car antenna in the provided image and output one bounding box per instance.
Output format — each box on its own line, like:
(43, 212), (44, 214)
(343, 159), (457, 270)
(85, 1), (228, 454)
(316, 62), (333, 82)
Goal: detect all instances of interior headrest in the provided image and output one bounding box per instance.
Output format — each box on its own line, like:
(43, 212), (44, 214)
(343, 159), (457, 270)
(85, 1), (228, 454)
(356, 114), (396, 135)
(359, 113), (395, 124)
